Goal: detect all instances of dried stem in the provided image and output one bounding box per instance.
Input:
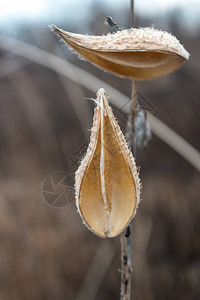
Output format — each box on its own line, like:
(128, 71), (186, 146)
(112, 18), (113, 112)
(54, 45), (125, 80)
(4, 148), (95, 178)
(120, 1), (137, 299)
(120, 81), (137, 300)
(130, 0), (134, 28)
(129, 81), (138, 152)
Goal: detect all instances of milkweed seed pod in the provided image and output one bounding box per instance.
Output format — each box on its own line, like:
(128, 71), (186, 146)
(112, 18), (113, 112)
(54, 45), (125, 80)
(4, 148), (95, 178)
(51, 25), (189, 79)
(75, 89), (141, 238)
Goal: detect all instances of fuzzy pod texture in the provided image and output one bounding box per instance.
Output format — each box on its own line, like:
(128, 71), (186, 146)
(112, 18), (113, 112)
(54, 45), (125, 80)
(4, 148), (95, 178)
(75, 89), (141, 238)
(51, 25), (189, 80)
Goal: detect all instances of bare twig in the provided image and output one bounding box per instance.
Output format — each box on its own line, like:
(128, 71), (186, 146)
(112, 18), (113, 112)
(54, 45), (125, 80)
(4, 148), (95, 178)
(130, 0), (135, 27)
(120, 81), (137, 300)
(120, 2), (136, 299)
(126, 81), (138, 151)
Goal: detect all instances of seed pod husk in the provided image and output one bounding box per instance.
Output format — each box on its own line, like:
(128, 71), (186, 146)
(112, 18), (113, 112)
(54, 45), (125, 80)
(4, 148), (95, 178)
(51, 25), (189, 80)
(75, 89), (141, 238)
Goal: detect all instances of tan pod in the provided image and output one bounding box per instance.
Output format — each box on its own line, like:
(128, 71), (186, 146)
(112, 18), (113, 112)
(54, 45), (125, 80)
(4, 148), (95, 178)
(75, 89), (141, 237)
(52, 25), (189, 79)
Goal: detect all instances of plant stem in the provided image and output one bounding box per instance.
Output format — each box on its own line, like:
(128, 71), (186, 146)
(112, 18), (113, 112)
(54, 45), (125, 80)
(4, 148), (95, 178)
(130, 0), (134, 28)
(120, 2), (136, 299)
(120, 81), (137, 300)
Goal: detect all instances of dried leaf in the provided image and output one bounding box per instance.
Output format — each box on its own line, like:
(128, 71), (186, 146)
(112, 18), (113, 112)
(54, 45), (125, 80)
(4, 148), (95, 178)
(51, 25), (189, 80)
(75, 89), (141, 238)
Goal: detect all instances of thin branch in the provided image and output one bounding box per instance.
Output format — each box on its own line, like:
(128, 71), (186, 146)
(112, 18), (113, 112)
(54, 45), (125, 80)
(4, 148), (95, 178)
(0, 34), (199, 171)
(120, 2), (136, 298)
(130, 0), (134, 27)
(128, 81), (138, 151)
(120, 229), (132, 300)
(120, 81), (137, 300)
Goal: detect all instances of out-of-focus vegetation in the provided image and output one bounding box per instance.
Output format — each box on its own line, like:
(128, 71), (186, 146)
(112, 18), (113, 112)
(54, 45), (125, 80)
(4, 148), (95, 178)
(0, 4), (200, 300)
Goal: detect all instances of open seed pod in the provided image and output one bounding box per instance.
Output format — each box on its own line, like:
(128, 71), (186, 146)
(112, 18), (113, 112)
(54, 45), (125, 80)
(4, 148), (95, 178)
(75, 89), (141, 238)
(51, 25), (189, 80)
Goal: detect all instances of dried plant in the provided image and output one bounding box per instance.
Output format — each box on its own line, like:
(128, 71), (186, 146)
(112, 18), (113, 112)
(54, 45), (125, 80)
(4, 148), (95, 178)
(51, 5), (190, 300)
(51, 25), (189, 79)
(75, 88), (141, 238)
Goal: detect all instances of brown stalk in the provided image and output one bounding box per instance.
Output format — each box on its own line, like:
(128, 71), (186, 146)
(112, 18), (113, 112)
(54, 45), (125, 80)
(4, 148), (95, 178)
(120, 2), (137, 299)
(120, 82), (138, 300)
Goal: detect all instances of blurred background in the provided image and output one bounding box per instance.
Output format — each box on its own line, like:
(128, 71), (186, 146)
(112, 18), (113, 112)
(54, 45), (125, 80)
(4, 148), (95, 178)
(0, 0), (200, 299)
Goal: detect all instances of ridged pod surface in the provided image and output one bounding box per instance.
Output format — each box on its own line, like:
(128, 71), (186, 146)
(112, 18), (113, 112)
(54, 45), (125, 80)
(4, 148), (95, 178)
(75, 89), (141, 238)
(51, 25), (189, 79)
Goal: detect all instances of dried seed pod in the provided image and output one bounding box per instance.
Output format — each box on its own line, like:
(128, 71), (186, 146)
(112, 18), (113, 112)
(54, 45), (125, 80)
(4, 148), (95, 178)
(51, 25), (189, 80)
(75, 89), (141, 238)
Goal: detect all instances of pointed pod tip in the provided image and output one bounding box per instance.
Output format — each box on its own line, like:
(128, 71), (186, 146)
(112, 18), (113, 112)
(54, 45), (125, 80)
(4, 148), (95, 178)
(49, 24), (57, 32)
(50, 24), (64, 37)
(97, 88), (106, 97)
